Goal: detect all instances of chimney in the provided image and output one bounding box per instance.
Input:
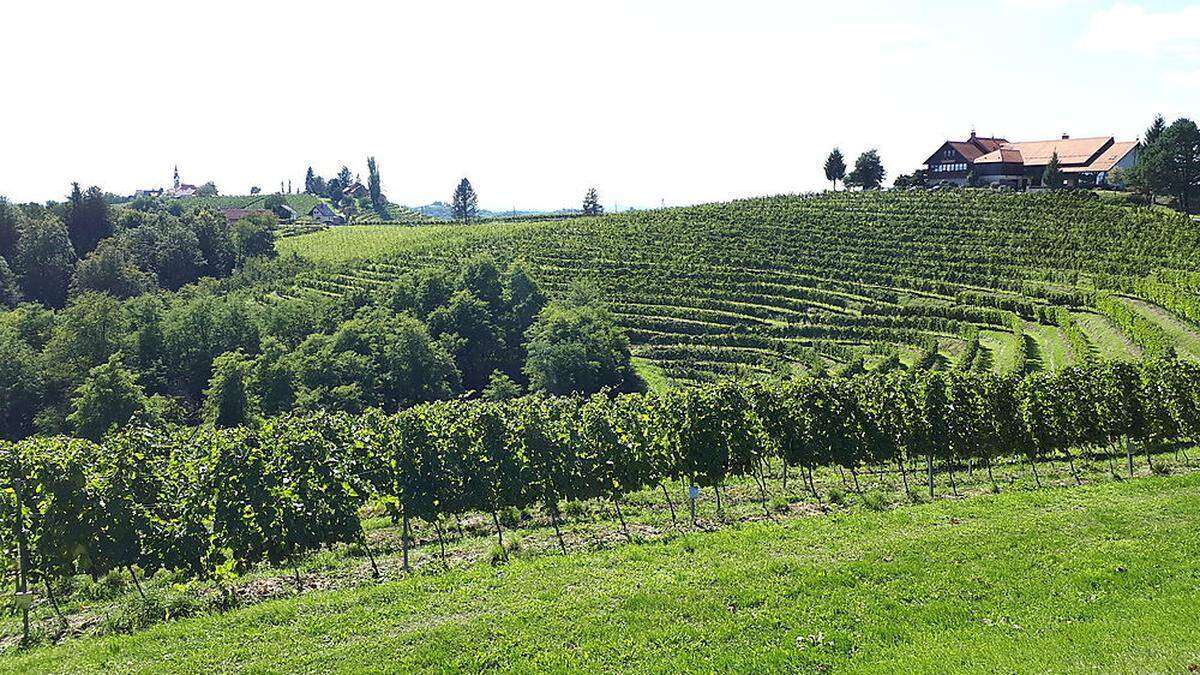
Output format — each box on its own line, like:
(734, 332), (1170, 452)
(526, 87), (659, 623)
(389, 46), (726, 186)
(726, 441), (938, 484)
(1062, 133), (1070, 140)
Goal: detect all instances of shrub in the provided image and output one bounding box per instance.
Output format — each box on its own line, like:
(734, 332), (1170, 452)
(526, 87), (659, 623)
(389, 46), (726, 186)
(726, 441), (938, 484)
(861, 490), (890, 512)
(563, 500), (589, 520)
(827, 488), (847, 506)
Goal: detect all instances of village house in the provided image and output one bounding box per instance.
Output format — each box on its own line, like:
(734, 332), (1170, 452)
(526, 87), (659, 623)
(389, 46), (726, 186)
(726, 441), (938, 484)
(310, 202), (345, 225)
(924, 131), (1139, 189)
(273, 203), (298, 223)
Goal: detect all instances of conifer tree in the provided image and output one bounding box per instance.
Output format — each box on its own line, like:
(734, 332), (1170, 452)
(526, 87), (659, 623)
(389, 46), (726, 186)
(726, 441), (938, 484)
(367, 157), (383, 207)
(452, 178), (478, 224)
(1144, 114), (1166, 147)
(1043, 151), (1065, 189)
(582, 187), (603, 216)
(824, 148), (846, 190)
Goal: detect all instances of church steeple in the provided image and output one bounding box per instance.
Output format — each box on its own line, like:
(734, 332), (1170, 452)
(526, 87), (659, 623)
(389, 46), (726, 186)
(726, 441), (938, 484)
(173, 165), (180, 190)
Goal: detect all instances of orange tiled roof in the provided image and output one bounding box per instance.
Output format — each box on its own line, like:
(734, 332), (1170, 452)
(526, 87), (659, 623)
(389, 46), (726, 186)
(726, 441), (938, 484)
(974, 147), (1024, 164)
(1061, 140), (1138, 173)
(1002, 136), (1111, 166)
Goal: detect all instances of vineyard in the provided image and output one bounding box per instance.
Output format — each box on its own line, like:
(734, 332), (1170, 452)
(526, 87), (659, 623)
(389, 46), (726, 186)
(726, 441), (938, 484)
(8, 472), (1198, 672)
(169, 193), (323, 214)
(3, 358), (1198, 613)
(4, 190), (1200, 667)
(276, 191), (1200, 385)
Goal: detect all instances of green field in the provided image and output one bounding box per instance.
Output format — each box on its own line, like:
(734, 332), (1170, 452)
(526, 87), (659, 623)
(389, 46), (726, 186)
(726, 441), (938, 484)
(7, 472), (1199, 673)
(274, 191), (1200, 383)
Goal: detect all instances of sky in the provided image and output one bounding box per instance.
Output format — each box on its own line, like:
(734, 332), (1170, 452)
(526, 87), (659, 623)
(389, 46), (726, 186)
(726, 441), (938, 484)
(1, 0), (1198, 211)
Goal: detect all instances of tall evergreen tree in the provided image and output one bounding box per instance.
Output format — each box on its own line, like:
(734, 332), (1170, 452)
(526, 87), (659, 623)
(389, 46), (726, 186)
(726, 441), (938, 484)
(337, 165), (354, 188)
(304, 167), (317, 193)
(65, 182), (85, 250)
(1159, 117), (1200, 213)
(452, 178), (479, 225)
(367, 156), (383, 207)
(1043, 151), (1065, 189)
(824, 148), (847, 190)
(1145, 114), (1166, 147)
(65, 184), (112, 257)
(582, 187), (603, 216)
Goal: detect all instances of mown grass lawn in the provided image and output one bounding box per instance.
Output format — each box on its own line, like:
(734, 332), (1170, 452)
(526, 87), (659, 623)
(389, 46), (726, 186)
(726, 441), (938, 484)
(7, 473), (1199, 674)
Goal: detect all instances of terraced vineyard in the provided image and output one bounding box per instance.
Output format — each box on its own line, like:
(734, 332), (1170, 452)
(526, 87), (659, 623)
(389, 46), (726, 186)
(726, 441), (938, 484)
(277, 191), (1200, 385)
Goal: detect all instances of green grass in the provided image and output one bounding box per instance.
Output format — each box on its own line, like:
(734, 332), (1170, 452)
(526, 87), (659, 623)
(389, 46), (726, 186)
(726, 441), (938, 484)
(1073, 311), (1141, 361)
(1117, 296), (1200, 361)
(1025, 322), (1074, 370)
(6, 471), (1199, 674)
(978, 329), (1021, 373)
(276, 221), (546, 265)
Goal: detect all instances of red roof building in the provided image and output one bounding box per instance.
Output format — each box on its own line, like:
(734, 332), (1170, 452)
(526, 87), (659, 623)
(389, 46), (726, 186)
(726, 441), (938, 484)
(924, 131), (1139, 189)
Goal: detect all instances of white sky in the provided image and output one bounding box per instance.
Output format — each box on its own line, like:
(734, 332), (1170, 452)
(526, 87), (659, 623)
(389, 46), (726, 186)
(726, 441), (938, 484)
(2, 0), (1198, 210)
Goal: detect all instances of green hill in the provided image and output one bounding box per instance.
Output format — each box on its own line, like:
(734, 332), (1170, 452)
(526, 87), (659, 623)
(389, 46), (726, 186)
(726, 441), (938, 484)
(172, 193), (322, 214)
(168, 194), (434, 225)
(6, 472), (1198, 673)
(277, 190), (1200, 384)
(345, 201), (437, 224)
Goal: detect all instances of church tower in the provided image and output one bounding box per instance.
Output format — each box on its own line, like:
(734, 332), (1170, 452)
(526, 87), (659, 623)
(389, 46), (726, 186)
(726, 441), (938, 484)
(173, 165), (180, 190)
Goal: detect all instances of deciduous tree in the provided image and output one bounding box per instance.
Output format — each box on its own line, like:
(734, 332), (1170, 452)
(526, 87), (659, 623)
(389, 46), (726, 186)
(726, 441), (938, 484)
(14, 215), (77, 308)
(844, 150), (885, 190)
(67, 354), (146, 440)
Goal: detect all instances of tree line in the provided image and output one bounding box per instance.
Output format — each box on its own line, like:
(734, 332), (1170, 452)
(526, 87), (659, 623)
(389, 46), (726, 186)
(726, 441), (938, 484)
(0, 191), (276, 311)
(824, 148), (886, 191)
(1, 254), (642, 442)
(1117, 115), (1200, 213)
(1, 357), (1195, 599)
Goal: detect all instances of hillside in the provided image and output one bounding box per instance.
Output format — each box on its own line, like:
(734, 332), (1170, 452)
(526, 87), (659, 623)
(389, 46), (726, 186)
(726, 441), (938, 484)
(163, 194), (433, 225)
(169, 193), (322, 214)
(277, 190), (1200, 385)
(6, 472), (1198, 673)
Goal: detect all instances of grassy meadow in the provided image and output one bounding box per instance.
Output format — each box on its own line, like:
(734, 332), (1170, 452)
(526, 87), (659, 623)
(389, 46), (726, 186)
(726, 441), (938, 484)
(4, 470), (1198, 673)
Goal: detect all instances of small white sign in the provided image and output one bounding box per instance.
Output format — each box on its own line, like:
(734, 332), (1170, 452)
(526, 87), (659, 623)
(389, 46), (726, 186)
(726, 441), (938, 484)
(688, 485), (701, 500)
